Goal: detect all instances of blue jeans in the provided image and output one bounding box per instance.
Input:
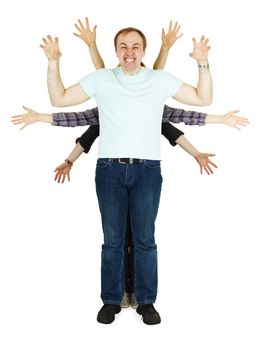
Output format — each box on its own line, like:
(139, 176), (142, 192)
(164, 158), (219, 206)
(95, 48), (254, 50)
(95, 159), (162, 305)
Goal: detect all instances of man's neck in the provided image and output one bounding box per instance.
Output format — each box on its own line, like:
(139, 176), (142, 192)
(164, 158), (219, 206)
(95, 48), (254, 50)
(120, 65), (143, 75)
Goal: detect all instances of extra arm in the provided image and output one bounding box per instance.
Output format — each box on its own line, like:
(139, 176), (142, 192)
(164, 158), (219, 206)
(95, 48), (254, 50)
(153, 20), (183, 70)
(162, 105), (249, 130)
(161, 122), (184, 145)
(162, 122), (217, 175)
(205, 110), (249, 130)
(73, 17), (105, 69)
(175, 134), (217, 175)
(11, 106), (100, 129)
(75, 125), (100, 153)
(162, 105), (206, 125)
(54, 142), (85, 183)
(52, 107), (99, 127)
(54, 124), (100, 183)
(11, 106), (53, 130)
(54, 124), (100, 184)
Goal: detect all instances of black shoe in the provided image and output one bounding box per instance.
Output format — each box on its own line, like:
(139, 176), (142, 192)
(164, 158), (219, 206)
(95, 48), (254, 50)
(97, 304), (121, 324)
(136, 304), (161, 325)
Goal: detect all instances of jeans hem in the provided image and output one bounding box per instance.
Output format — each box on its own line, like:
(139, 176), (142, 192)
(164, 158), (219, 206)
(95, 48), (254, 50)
(136, 300), (156, 305)
(102, 299), (122, 305)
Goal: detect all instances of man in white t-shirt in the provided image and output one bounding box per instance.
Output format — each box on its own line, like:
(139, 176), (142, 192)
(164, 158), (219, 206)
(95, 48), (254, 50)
(40, 25), (212, 325)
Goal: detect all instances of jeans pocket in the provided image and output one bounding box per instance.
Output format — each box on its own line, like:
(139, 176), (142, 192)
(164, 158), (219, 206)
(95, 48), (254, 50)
(144, 160), (161, 169)
(96, 158), (111, 168)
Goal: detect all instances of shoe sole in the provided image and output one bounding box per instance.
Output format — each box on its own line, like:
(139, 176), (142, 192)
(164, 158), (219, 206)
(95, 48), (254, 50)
(141, 318), (161, 325)
(97, 317), (115, 324)
(136, 308), (161, 325)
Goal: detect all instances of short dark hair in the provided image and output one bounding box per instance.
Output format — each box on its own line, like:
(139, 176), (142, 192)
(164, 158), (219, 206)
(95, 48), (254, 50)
(114, 27), (147, 51)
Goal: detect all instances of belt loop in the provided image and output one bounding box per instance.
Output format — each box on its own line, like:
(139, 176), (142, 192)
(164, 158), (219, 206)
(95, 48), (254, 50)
(129, 158), (133, 164)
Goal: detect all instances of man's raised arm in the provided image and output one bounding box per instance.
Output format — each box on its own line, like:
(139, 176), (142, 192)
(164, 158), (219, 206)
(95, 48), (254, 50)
(174, 35), (213, 106)
(40, 35), (89, 107)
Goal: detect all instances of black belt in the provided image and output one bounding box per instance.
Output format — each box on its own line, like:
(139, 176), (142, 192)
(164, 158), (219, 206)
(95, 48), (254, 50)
(111, 158), (144, 164)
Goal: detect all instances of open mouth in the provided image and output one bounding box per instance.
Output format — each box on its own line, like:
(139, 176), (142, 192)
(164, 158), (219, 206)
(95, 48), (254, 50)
(124, 57), (135, 63)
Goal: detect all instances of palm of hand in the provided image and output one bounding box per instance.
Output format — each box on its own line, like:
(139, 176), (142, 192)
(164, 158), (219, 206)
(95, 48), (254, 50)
(162, 32), (178, 48)
(57, 164), (71, 174)
(78, 29), (96, 45)
(74, 18), (96, 46)
(44, 42), (61, 60)
(190, 44), (208, 61)
(195, 153), (217, 175)
(54, 163), (71, 183)
(190, 36), (210, 61)
(197, 154), (209, 166)
(25, 111), (37, 124)
(224, 115), (236, 126)
(161, 21), (182, 49)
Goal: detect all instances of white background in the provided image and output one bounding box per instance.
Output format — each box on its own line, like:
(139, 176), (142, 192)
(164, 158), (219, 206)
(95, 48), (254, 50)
(0, 0), (269, 349)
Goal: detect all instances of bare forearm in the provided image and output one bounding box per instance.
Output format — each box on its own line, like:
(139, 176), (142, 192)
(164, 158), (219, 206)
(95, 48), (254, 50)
(175, 135), (200, 158)
(37, 113), (53, 123)
(88, 42), (105, 69)
(205, 114), (225, 124)
(47, 60), (65, 106)
(153, 47), (169, 70)
(196, 63), (213, 105)
(66, 142), (85, 164)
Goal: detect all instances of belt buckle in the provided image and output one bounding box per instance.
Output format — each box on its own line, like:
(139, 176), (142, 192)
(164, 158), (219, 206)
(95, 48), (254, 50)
(118, 158), (135, 164)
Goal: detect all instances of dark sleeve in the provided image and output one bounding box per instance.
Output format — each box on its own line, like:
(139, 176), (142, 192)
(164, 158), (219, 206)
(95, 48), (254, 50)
(75, 125), (100, 153)
(161, 122), (184, 146)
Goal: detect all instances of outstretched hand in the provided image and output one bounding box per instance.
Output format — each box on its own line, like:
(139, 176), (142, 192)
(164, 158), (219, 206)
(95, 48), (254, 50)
(223, 110), (249, 130)
(161, 20), (183, 49)
(40, 35), (62, 60)
(189, 35), (211, 63)
(195, 153), (217, 175)
(54, 162), (72, 183)
(73, 17), (97, 46)
(11, 106), (39, 130)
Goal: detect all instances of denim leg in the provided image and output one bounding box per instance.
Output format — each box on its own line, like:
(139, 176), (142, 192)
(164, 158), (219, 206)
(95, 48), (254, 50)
(95, 159), (128, 304)
(128, 161), (162, 304)
(125, 210), (134, 293)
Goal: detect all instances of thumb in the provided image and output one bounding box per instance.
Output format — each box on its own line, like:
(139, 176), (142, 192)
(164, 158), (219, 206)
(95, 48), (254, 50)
(19, 125), (26, 131)
(22, 105), (31, 112)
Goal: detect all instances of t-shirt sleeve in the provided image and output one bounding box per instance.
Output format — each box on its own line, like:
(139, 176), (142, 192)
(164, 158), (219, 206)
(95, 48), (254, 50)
(79, 69), (106, 97)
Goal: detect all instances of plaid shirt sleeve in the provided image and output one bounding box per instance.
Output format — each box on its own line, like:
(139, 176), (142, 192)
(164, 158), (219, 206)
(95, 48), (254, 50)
(52, 107), (99, 127)
(162, 104), (206, 126)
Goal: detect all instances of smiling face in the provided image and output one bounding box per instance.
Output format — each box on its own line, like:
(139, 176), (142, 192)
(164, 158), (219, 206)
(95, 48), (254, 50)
(115, 30), (146, 74)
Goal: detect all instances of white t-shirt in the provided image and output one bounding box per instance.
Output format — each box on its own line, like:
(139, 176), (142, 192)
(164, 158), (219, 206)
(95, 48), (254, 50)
(79, 67), (182, 160)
